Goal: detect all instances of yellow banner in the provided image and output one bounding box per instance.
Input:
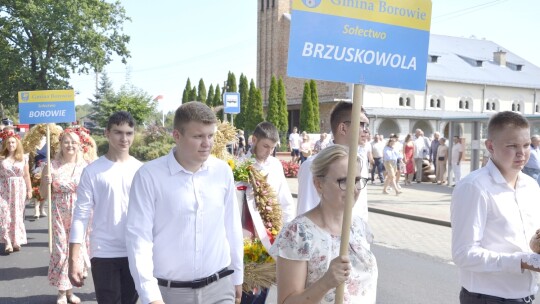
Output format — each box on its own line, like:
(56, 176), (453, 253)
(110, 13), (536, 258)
(293, 0), (432, 31)
(18, 89), (75, 103)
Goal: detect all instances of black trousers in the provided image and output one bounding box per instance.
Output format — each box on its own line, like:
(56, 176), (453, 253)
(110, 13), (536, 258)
(91, 257), (138, 304)
(460, 287), (534, 304)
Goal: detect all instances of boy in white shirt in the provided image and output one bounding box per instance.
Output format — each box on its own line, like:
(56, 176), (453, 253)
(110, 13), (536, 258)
(69, 111), (142, 303)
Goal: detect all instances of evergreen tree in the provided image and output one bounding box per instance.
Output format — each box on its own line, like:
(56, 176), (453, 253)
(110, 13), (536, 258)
(300, 81), (316, 132)
(235, 74), (249, 130)
(182, 78), (192, 103)
(89, 72), (115, 122)
(227, 71), (238, 93)
(189, 86), (197, 102)
(206, 84), (215, 107)
(310, 79), (320, 132)
(246, 80), (264, 132)
(277, 77), (288, 134)
(197, 79), (207, 103)
(213, 84), (221, 108)
(266, 76), (280, 130)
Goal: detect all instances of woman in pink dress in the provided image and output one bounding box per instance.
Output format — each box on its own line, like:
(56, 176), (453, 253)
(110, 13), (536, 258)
(0, 129), (32, 254)
(40, 127), (95, 304)
(403, 134), (416, 185)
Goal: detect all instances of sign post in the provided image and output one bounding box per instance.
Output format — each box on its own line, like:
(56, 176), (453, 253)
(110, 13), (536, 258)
(287, 1), (432, 303)
(18, 89), (76, 253)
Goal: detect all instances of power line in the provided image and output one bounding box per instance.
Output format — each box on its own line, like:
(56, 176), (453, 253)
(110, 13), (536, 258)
(433, 0), (508, 23)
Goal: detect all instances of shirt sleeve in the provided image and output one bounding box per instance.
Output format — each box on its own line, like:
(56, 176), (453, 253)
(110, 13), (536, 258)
(223, 168), (244, 286)
(275, 162), (296, 224)
(270, 219), (313, 261)
(70, 167), (94, 244)
(125, 167), (163, 304)
(451, 182), (524, 274)
(296, 159), (319, 216)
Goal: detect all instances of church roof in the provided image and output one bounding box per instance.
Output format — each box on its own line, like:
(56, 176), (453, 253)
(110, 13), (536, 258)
(427, 34), (540, 89)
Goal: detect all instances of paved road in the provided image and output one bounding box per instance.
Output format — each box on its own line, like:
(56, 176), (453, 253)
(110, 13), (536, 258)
(0, 204), (98, 304)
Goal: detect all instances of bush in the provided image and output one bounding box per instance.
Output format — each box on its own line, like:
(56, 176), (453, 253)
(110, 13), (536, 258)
(280, 160), (299, 178)
(90, 126), (174, 161)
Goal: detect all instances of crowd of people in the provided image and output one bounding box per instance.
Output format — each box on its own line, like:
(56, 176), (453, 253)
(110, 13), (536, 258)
(2, 103), (540, 304)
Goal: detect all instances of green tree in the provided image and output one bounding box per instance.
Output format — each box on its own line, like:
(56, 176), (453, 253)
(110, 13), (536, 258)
(206, 84), (215, 107)
(277, 77), (289, 133)
(76, 104), (93, 122)
(300, 81), (316, 132)
(189, 86), (197, 102)
(213, 84), (221, 108)
(93, 84), (157, 128)
(245, 80), (264, 132)
(197, 79), (206, 103)
(227, 71), (237, 93)
(182, 78), (192, 103)
(0, 0), (130, 108)
(310, 80), (320, 132)
(266, 76), (280, 130)
(89, 72), (115, 123)
(235, 74), (249, 130)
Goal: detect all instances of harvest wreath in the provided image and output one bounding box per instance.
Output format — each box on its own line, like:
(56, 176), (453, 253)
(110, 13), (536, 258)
(212, 120), (281, 292)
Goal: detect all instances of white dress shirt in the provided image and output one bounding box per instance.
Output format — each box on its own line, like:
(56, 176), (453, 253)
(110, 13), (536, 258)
(451, 159), (540, 299)
(70, 156), (142, 258)
(242, 151), (296, 223)
(297, 142), (369, 221)
(126, 150), (243, 304)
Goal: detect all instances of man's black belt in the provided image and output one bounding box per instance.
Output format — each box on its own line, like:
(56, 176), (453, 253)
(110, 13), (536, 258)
(462, 287), (535, 303)
(157, 268), (234, 289)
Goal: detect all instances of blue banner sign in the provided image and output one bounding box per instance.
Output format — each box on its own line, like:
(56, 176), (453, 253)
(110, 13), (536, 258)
(288, 0), (432, 91)
(18, 90), (76, 124)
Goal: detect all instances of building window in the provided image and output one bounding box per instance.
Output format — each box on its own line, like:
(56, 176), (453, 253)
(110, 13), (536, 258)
(272, 0), (275, 7)
(459, 100), (464, 109)
(429, 96), (442, 109)
(512, 101), (523, 113)
(536, 104), (540, 113)
(459, 98), (472, 110)
(261, 0), (264, 11)
(399, 95), (412, 107)
(267, 0), (269, 9)
(465, 101), (469, 109)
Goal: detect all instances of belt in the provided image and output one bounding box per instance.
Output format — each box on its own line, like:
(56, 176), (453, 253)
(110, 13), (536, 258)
(462, 287), (535, 303)
(157, 268), (234, 289)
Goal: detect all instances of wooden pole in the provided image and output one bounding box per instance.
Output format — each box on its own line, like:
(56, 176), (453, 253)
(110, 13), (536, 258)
(334, 84), (364, 304)
(46, 124), (52, 253)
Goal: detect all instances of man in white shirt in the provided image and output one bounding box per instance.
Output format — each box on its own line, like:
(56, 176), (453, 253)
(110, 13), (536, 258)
(451, 136), (464, 186)
(239, 121), (294, 303)
(370, 134), (385, 184)
(243, 121), (295, 224)
(125, 102), (243, 304)
(69, 111), (142, 303)
(522, 134), (540, 186)
(413, 129), (430, 183)
(297, 101), (370, 221)
(288, 126), (300, 163)
(451, 111), (540, 303)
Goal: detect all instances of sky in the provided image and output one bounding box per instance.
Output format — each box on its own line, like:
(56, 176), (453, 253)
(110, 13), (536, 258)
(71, 0), (540, 113)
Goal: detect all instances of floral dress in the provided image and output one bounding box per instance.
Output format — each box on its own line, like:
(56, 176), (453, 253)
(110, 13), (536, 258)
(47, 159), (89, 290)
(270, 215), (378, 304)
(0, 156), (28, 247)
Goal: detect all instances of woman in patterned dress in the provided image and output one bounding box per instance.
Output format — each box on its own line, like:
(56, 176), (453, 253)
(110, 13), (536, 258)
(270, 145), (378, 304)
(40, 128), (94, 304)
(0, 129), (32, 254)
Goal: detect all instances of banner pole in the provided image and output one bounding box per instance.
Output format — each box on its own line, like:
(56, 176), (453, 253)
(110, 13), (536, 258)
(334, 84), (364, 304)
(46, 124), (52, 253)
